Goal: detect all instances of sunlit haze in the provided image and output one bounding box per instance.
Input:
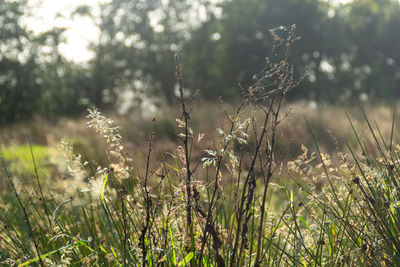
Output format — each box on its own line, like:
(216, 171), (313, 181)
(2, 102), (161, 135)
(25, 0), (110, 63)
(25, 0), (352, 64)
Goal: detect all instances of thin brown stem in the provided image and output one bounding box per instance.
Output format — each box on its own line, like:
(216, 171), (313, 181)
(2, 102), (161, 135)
(140, 133), (153, 267)
(174, 53), (194, 250)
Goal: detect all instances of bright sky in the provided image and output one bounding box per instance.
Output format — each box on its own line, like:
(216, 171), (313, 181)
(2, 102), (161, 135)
(24, 0), (352, 64)
(25, 0), (110, 63)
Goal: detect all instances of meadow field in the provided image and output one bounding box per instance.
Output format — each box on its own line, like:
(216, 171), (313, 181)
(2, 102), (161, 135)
(2, 95), (400, 266)
(2, 21), (400, 266)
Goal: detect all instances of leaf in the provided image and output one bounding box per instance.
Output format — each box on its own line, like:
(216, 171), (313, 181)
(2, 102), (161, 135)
(290, 189), (294, 209)
(111, 247), (121, 266)
(100, 171), (109, 201)
(202, 254), (213, 267)
(166, 163), (180, 173)
(301, 255), (307, 267)
(168, 221), (177, 265)
(298, 215), (311, 231)
(179, 252), (195, 266)
(99, 245), (108, 254)
(18, 241), (86, 267)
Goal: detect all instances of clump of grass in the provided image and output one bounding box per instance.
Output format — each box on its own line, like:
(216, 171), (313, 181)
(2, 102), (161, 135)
(281, 105), (400, 266)
(1, 25), (400, 266)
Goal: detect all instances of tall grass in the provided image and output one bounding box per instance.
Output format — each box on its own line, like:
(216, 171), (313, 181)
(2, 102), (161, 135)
(1, 25), (400, 266)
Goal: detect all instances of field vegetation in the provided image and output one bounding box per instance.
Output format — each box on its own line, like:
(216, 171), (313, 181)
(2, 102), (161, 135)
(2, 26), (400, 266)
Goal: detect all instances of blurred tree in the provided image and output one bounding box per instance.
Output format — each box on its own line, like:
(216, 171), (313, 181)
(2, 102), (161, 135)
(0, 1), (89, 123)
(0, 0), (40, 123)
(86, 0), (215, 108)
(183, 0), (353, 102)
(32, 29), (90, 118)
(340, 0), (400, 100)
(2, 0), (400, 125)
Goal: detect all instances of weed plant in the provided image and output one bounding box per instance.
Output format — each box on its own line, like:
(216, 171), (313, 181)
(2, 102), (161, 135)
(1, 25), (400, 266)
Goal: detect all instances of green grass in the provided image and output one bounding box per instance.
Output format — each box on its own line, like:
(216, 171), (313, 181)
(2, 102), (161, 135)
(1, 104), (400, 267)
(1, 145), (51, 181)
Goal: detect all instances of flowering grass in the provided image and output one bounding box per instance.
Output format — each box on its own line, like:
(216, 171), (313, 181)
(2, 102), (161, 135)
(1, 26), (400, 266)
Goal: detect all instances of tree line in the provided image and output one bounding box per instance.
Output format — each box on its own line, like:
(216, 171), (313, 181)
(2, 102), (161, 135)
(1, 0), (400, 123)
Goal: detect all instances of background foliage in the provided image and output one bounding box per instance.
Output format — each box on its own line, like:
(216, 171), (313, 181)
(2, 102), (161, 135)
(1, 0), (400, 123)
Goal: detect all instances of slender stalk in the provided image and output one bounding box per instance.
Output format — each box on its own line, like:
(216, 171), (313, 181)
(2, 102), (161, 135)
(255, 92), (283, 265)
(174, 53), (194, 249)
(198, 100), (246, 265)
(140, 134), (153, 267)
(230, 105), (271, 267)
